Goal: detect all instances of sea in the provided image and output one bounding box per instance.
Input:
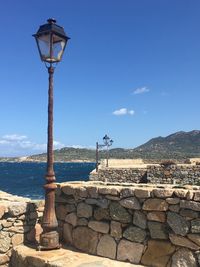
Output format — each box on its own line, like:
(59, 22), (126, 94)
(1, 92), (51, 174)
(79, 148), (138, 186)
(0, 162), (96, 199)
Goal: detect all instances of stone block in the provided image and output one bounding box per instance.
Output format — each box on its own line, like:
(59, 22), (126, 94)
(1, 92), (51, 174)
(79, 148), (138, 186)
(8, 202), (27, 216)
(72, 226), (98, 254)
(194, 191), (200, 202)
(62, 186), (75, 196)
(97, 235), (116, 259)
(94, 207), (110, 221)
(134, 188), (151, 198)
(171, 248), (198, 267)
(169, 204), (180, 213)
(191, 218), (200, 233)
(143, 198), (168, 211)
(123, 226), (146, 242)
(187, 233), (200, 246)
(0, 254), (9, 265)
(120, 188), (135, 198)
(169, 234), (200, 250)
(180, 200), (200, 211)
(99, 187), (119, 196)
(88, 220), (109, 234)
(77, 202), (93, 218)
(167, 211), (189, 236)
(63, 223), (73, 244)
(120, 197), (141, 210)
(0, 232), (10, 253)
(75, 187), (88, 198)
(110, 221), (122, 239)
(133, 210), (147, 229)
(65, 212), (77, 227)
(12, 234), (24, 246)
(148, 221), (168, 239)
(109, 202), (132, 223)
(166, 197), (180, 204)
(0, 205), (6, 219)
(117, 239), (144, 264)
(174, 189), (188, 198)
(153, 189), (173, 198)
(180, 209), (198, 219)
(141, 240), (175, 267)
(85, 198), (109, 208)
(147, 211), (166, 222)
(87, 186), (99, 198)
(77, 218), (88, 226)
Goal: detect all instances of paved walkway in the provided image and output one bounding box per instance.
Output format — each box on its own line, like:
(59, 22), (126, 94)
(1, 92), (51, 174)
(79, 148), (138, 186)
(12, 245), (145, 267)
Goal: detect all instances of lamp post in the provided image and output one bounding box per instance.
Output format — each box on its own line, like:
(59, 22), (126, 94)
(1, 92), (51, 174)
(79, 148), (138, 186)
(33, 18), (70, 250)
(96, 135), (113, 170)
(103, 134), (113, 167)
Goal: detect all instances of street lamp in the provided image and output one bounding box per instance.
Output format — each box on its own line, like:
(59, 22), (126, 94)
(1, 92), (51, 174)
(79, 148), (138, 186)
(33, 18), (70, 250)
(96, 135), (113, 170)
(103, 134), (113, 167)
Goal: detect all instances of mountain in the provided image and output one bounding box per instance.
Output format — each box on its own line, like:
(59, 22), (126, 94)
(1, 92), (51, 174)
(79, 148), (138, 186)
(2, 130), (200, 162)
(133, 130), (200, 159)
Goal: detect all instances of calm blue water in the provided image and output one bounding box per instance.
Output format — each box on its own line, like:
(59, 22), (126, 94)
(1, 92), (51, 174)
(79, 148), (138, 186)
(0, 162), (95, 199)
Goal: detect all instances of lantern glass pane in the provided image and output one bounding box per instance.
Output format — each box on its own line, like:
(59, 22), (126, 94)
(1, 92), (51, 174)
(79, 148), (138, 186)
(52, 35), (66, 61)
(37, 34), (51, 61)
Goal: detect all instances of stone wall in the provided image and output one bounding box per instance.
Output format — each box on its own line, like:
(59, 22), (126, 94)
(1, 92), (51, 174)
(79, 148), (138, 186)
(56, 181), (200, 267)
(148, 165), (200, 185)
(96, 168), (147, 183)
(90, 165), (200, 185)
(0, 191), (43, 267)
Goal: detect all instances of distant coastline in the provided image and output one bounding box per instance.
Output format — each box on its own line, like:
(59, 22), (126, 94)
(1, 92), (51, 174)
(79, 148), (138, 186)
(0, 158), (94, 163)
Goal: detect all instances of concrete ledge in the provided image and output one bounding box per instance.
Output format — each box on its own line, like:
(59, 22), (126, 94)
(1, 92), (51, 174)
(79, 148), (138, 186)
(11, 245), (145, 267)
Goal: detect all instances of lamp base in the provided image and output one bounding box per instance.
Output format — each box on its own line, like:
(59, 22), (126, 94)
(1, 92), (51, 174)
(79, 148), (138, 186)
(38, 231), (60, 250)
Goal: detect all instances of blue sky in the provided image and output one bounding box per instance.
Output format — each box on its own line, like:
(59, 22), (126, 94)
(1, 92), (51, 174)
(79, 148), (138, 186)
(0, 0), (200, 156)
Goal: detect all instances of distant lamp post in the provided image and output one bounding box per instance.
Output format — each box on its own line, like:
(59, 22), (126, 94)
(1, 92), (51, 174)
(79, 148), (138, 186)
(33, 18), (70, 250)
(96, 135), (113, 170)
(103, 134), (113, 167)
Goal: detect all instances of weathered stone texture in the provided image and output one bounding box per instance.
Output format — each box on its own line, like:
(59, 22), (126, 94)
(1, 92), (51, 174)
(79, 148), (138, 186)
(97, 235), (116, 259)
(123, 226), (146, 243)
(120, 197), (141, 210)
(109, 202), (132, 223)
(143, 198), (168, 211)
(110, 221), (122, 239)
(117, 239), (144, 264)
(148, 221), (168, 239)
(167, 211), (189, 236)
(54, 183), (200, 266)
(65, 212), (77, 227)
(191, 218), (200, 233)
(133, 210), (147, 229)
(171, 248), (198, 267)
(147, 211), (166, 222)
(94, 207), (110, 221)
(72, 226), (98, 254)
(141, 240), (175, 267)
(88, 221), (109, 234)
(77, 202), (93, 218)
(169, 234), (200, 250)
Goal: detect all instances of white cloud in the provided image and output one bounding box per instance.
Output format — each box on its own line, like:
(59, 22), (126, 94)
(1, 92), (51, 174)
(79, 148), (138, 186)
(0, 134), (65, 157)
(133, 86), (150, 95)
(112, 108), (135, 116)
(129, 110), (135, 115)
(2, 134), (27, 141)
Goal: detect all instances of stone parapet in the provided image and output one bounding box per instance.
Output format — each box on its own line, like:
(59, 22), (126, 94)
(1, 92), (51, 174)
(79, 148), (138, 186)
(56, 181), (200, 267)
(90, 165), (200, 185)
(0, 191), (44, 266)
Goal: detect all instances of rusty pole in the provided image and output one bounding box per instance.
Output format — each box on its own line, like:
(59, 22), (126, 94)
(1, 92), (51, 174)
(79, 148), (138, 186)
(96, 142), (99, 172)
(40, 65), (60, 250)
